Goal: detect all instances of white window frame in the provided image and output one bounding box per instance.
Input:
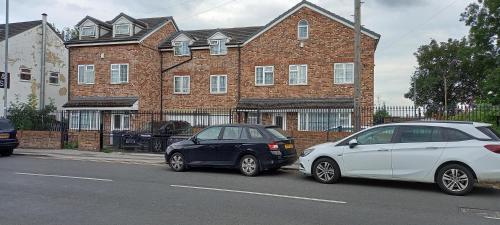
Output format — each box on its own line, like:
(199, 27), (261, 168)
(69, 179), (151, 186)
(255, 66), (274, 86)
(69, 111), (100, 131)
(114, 23), (131, 36)
(272, 112), (287, 130)
(298, 20), (309, 40)
(174, 41), (190, 56)
(173, 76), (190, 94)
(49, 72), (59, 85)
(77, 65), (95, 85)
(111, 114), (130, 131)
(298, 110), (352, 131)
(334, 63), (354, 84)
(110, 63), (129, 84)
(81, 26), (96, 37)
(209, 39), (227, 55)
(210, 75), (228, 94)
(19, 68), (32, 81)
(289, 64), (308, 85)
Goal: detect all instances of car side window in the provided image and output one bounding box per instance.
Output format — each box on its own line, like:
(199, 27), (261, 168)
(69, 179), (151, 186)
(249, 128), (264, 139)
(397, 126), (445, 143)
(196, 127), (222, 141)
(222, 127), (244, 140)
(357, 126), (396, 145)
(445, 128), (472, 142)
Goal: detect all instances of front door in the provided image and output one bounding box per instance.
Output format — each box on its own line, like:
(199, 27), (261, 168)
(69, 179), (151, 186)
(342, 126), (396, 179)
(272, 113), (287, 130)
(110, 114), (130, 145)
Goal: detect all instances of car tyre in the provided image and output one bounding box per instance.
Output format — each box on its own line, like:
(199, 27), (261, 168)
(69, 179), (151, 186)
(437, 164), (475, 196)
(152, 139), (163, 152)
(169, 152), (186, 172)
(312, 158), (341, 184)
(0, 149), (13, 157)
(240, 155), (259, 176)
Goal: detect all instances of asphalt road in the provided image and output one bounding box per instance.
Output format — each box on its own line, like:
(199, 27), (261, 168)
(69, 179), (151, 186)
(1, 155), (499, 225)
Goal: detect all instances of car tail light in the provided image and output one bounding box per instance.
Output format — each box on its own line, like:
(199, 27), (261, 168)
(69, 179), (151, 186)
(268, 142), (279, 151)
(484, 145), (500, 154)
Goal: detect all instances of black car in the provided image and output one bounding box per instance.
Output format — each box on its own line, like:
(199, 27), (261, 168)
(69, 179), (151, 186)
(118, 120), (192, 152)
(165, 124), (297, 176)
(0, 119), (19, 157)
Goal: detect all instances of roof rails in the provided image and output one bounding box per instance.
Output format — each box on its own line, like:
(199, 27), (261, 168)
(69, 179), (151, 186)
(399, 120), (474, 125)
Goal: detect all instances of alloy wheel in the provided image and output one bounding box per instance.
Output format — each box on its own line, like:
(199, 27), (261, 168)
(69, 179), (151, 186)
(242, 157), (256, 174)
(170, 154), (184, 171)
(442, 168), (469, 192)
(315, 161), (335, 182)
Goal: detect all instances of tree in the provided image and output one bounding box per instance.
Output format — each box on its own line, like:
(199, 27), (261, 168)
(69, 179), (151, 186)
(62, 26), (79, 41)
(373, 105), (390, 125)
(405, 38), (481, 112)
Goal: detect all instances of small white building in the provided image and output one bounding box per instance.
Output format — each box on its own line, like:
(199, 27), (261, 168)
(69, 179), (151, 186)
(0, 14), (68, 117)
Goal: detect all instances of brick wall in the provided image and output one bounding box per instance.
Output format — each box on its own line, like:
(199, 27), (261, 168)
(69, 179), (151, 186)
(16, 131), (62, 149)
(77, 131), (101, 152)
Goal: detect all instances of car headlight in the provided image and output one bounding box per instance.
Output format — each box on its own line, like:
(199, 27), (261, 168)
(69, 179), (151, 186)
(301, 148), (315, 157)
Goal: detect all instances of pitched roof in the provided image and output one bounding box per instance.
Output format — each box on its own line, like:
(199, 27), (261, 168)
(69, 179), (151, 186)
(109, 13), (148, 28)
(76, 16), (112, 29)
(159, 26), (263, 49)
(237, 98), (354, 109)
(66, 16), (178, 45)
(0, 20), (42, 42)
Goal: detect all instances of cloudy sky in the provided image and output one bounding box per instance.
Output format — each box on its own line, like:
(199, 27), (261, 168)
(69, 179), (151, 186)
(0, 0), (472, 105)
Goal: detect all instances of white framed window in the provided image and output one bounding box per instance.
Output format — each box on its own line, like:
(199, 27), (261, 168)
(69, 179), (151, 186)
(289, 64), (307, 85)
(298, 110), (352, 131)
(210, 75), (227, 94)
(247, 112), (260, 124)
(69, 111), (100, 130)
(49, 72), (59, 84)
(111, 64), (129, 84)
(174, 76), (190, 94)
(209, 39), (227, 55)
(298, 20), (309, 40)
(334, 63), (354, 84)
(20, 68), (32, 81)
(81, 26), (96, 37)
(111, 114), (130, 131)
(77, 65), (95, 85)
(174, 41), (190, 56)
(255, 66), (274, 86)
(115, 24), (130, 36)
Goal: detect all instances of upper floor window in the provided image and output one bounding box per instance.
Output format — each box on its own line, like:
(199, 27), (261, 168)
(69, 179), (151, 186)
(111, 64), (129, 84)
(115, 24), (130, 36)
(289, 64), (307, 85)
(255, 66), (274, 86)
(209, 40), (227, 55)
(298, 20), (309, 40)
(81, 26), (96, 37)
(20, 68), (32, 81)
(174, 76), (190, 94)
(174, 41), (190, 56)
(210, 75), (227, 94)
(49, 72), (59, 85)
(334, 63), (354, 84)
(78, 65), (95, 85)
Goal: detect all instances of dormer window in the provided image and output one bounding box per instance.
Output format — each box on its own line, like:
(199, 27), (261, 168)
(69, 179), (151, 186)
(209, 40), (227, 55)
(115, 23), (130, 36)
(174, 41), (190, 56)
(298, 20), (309, 40)
(81, 26), (96, 37)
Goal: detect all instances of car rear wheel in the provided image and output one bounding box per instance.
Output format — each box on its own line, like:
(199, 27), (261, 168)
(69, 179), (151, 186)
(240, 155), (259, 176)
(169, 152), (186, 172)
(312, 158), (340, 184)
(0, 149), (13, 157)
(437, 164), (475, 196)
(152, 139), (163, 152)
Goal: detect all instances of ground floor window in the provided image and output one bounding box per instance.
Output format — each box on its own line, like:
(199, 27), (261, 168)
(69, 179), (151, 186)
(69, 111), (100, 130)
(247, 112), (260, 124)
(165, 113), (230, 127)
(111, 114), (130, 131)
(298, 110), (351, 131)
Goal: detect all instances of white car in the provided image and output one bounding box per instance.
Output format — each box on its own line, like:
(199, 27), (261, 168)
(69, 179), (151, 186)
(299, 121), (500, 195)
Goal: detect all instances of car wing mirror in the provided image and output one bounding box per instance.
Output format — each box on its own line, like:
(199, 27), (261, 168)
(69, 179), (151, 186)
(191, 136), (199, 144)
(349, 139), (358, 148)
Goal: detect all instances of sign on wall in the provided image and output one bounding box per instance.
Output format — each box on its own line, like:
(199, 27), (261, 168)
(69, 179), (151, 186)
(0, 72), (10, 89)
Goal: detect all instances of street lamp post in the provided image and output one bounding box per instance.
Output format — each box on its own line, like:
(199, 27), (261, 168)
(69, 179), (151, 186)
(3, 0), (9, 117)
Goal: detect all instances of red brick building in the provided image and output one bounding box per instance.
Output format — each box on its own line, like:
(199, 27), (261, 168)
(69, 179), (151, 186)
(159, 1), (380, 132)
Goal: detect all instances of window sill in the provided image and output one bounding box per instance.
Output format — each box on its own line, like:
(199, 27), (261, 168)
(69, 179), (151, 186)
(210, 92), (227, 95)
(48, 83), (60, 86)
(19, 79), (32, 82)
(210, 53), (228, 56)
(255, 84), (274, 87)
(174, 55), (191, 57)
(288, 84), (309, 86)
(110, 82), (129, 85)
(78, 83), (95, 85)
(173, 92), (190, 95)
(334, 83), (354, 85)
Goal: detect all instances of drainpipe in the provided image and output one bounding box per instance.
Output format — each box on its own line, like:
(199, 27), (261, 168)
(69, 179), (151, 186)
(160, 49), (193, 117)
(39, 13), (47, 109)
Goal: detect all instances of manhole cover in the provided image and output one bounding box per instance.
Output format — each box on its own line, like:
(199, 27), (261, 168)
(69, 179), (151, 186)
(460, 207), (500, 220)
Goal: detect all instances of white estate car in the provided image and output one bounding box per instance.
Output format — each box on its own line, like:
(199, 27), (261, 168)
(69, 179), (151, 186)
(299, 121), (500, 195)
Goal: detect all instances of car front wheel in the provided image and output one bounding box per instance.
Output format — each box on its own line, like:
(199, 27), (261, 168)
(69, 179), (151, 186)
(437, 164), (475, 196)
(312, 158), (341, 184)
(0, 149), (13, 157)
(169, 152), (186, 172)
(240, 155), (259, 176)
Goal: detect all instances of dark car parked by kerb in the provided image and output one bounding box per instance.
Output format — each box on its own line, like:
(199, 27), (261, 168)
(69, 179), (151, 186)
(0, 119), (19, 157)
(116, 120), (192, 152)
(165, 124), (298, 176)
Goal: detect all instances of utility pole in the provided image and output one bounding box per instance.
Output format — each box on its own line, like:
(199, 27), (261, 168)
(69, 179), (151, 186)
(353, 0), (362, 131)
(3, 0), (9, 117)
(443, 75), (448, 119)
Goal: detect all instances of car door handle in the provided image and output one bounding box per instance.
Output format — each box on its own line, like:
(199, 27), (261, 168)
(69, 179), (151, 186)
(377, 149), (390, 152)
(426, 147), (439, 150)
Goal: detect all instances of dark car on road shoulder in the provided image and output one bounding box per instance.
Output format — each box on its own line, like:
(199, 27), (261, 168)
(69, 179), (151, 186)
(165, 124), (297, 176)
(0, 119), (19, 157)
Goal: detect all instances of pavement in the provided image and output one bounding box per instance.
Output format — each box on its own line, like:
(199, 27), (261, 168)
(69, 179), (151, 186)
(1, 155), (500, 225)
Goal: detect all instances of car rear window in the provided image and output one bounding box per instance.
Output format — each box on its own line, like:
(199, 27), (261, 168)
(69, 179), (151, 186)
(0, 120), (14, 130)
(266, 128), (288, 140)
(477, 127), (500, 141)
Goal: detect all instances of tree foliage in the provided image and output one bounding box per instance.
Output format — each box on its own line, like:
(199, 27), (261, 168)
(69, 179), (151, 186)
(7, 95), (58, 130)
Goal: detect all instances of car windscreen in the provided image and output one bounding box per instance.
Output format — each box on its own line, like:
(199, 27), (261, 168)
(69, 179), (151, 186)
(266, 128), (289, 140)
(0, 120), (14, 130)
(477, 126), (500, 141)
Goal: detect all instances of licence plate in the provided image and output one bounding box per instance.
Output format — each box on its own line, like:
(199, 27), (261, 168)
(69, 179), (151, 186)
(285, 144), (294, 149)
(125, 139), (136, 144)
(0, 133), (9, 139)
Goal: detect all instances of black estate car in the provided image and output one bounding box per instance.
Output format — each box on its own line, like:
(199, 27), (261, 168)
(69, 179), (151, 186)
(165, 124), (298, 176)
(0, 119), (19, 157)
